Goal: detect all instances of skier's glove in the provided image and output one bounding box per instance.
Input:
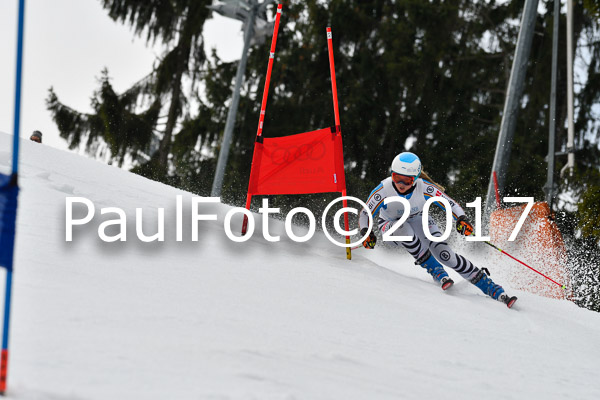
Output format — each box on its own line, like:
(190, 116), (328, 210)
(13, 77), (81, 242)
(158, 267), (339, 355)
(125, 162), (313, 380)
(360, 228), (377, 249)
(456, 215), (474, 236)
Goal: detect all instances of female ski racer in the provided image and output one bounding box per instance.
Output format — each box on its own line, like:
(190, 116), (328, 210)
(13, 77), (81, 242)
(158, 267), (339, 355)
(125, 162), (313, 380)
(358, 152), (517, 308)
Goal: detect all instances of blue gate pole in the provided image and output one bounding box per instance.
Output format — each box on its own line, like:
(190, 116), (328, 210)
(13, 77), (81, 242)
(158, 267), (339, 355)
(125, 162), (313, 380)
(11, 0), (25, 176)
(0, 271), (13, 394)
(1, 0), (26, 394)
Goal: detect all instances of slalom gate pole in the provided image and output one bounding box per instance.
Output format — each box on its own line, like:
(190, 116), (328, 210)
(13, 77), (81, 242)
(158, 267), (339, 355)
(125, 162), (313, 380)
(492, 171), (501, 209)
(255, 3), (282, 140)
(326, 27), (351, 260)
(242, 3), (283, 235)
(241, 195), (252, 235)
(1, 0), (26, 394)
(484, 241), (566, 290)
(326, 28), (341, 132)
(0, 273), (13, 395)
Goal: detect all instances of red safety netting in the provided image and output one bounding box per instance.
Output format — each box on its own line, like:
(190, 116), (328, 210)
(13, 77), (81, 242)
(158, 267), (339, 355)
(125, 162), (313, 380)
(248, 127), (346, 196)
(490, 202), (570, 300)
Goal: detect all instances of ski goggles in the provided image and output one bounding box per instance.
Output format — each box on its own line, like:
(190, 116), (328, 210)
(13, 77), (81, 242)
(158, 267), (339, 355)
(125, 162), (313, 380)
(391, 173), (415, 186)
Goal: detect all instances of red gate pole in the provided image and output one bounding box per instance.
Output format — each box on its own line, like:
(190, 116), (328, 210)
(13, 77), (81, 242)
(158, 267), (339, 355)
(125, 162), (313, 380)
(493, 171), (501, 209)
(256, 4), (283, 139)
(326, 27), (351, 260)
(242, 4), (283, 235)
(326, 28), (341, 130)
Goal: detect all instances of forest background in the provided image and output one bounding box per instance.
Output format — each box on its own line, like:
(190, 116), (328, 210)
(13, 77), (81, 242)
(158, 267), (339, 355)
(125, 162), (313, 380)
(46, 0), (600, 310)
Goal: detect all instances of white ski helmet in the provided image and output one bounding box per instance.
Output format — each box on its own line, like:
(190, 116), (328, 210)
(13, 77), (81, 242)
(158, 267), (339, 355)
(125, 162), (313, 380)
(391, 152), (421, 186)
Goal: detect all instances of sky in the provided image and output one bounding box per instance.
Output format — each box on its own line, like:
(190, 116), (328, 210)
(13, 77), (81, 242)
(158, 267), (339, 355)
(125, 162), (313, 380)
(0, 0), (245, 151)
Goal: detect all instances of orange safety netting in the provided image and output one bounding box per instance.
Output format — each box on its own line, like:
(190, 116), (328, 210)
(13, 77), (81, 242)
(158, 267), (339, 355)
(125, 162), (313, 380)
(490, 201), (570, 299)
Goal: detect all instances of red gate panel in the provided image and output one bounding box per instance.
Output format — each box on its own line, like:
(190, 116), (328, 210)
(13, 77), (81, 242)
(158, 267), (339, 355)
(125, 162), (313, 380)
(248, 127), (346, 196)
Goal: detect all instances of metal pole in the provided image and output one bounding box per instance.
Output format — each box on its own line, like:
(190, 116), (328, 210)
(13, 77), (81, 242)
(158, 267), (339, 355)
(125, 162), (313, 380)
(565, 0), (575, 174)
(544, 0), (560, 209)
(485, 0), (539, 215)
(211, 2), (258, 197)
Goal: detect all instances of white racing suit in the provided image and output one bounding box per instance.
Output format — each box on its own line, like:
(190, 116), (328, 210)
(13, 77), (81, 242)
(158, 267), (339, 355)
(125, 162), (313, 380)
(358, 177), (479, 281)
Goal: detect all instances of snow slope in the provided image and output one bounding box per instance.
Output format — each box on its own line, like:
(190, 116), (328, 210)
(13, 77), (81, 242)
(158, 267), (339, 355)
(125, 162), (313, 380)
(1, 132), (600, 400)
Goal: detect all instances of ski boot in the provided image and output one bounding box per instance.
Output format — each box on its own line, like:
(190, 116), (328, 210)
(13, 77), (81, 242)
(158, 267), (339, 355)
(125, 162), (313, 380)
(416, 252), (454, 291)
(470, 269), (517, 308)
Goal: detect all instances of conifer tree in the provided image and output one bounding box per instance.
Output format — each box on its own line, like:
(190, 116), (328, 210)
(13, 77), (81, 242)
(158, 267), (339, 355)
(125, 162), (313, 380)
(48, 0), (212, 179)
(48, 0), (600, 217)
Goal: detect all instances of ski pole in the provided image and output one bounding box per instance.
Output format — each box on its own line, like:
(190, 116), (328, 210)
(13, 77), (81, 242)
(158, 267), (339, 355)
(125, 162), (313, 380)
(484, 241), (566, 289)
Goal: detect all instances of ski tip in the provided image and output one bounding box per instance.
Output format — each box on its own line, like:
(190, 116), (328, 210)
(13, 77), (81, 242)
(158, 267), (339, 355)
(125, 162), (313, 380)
(506, 296), (518, 309)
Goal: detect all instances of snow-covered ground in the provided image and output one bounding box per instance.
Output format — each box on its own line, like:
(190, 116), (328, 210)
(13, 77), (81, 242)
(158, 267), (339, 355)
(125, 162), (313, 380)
(1, 131), (600, 399)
